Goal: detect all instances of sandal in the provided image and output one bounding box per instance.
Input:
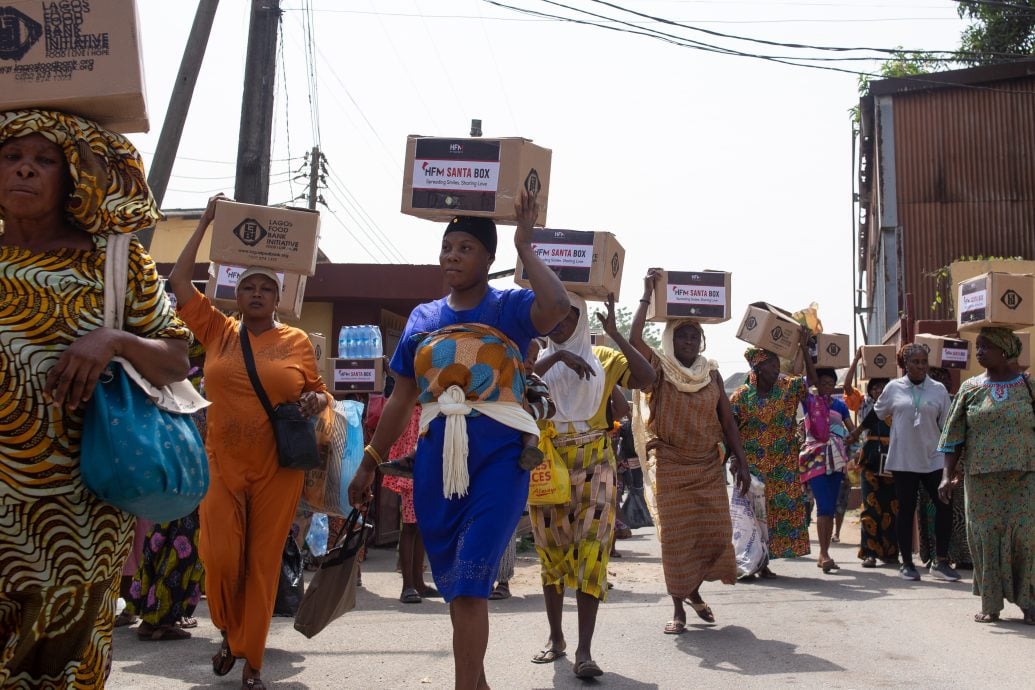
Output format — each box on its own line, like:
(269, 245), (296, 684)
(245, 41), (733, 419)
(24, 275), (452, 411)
(819, 559), (839, 573)
(488, 583), (511, 600)
(685, 599), (715, 623)
(418, 586), (442, 599)
(212, 638), (237, 676)
(973, 612), (1000, 623)
(663, 619), (686, 635)
(242, 677), (266, 689)
(531, 647), (566, 664)
(573, 659), (604, 678)
(759, 566), (777, 579)
(138, 622), (191, 641)
(861, 557), (877, 568)
(1022, 608), (1035, 626)
(399, 588), (422, 604)
(176, 616), (198, 629)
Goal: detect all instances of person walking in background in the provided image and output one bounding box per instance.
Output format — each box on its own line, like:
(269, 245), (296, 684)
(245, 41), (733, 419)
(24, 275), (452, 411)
(629, 269), (751, 633)
(348, 195), (571, 690)
(0, 110), (191, 687)
(529, 294), (654, 678)
(843, 351), (898, 568)
(873, 343), (956, 583)
(168, 195), (331, 689)
(938, 328), (1035, 625)
(729, 333), (814, 575)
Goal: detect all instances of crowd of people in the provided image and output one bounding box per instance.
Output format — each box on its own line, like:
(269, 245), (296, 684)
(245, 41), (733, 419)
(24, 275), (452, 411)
(1, 108), (1033, 690)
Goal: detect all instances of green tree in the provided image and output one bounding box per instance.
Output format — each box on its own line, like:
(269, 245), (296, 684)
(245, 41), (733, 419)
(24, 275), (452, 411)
(852, 49), (943, 121)
(956, 0), (1035, 65)
(612, 306), (662, 349)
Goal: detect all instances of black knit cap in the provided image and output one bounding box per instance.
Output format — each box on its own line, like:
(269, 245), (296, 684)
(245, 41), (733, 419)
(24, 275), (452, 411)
(444, 215), (497, 257)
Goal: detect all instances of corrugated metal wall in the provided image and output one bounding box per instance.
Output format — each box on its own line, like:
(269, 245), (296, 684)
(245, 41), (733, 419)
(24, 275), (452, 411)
(893, 76), (1035, 321)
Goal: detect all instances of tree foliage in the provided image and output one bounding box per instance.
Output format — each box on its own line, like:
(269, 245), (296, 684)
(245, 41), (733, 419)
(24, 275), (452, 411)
(956, 0), (1035, 65)
(612, 306), (662, 349)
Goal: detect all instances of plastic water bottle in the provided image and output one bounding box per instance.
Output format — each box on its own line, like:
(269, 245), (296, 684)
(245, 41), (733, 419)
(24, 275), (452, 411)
(370, 325), (383, 359)
(355, 326), (369, 359)
(338, 326), (349, 358)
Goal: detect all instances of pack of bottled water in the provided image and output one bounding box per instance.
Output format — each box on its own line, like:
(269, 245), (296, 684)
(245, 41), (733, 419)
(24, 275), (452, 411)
(337, 325), (383, 359)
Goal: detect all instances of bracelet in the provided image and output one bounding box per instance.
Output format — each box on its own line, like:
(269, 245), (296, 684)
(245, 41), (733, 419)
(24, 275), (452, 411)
(364, 444), (384, 464)
(639, 298), (651, 304)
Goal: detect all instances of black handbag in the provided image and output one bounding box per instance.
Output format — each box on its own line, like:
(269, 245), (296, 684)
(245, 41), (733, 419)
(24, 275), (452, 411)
(240, 324), (322, 470)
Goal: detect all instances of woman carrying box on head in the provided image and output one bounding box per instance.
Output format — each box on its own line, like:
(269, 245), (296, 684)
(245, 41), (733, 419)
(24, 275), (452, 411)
(729, 330), (814, 575)
(168, 195), (331, 690)
(937, 328), (1035, 625)
(347, 193), (571, 690)
(528, 291), (655, 678)
(843, 348), (898, 568)
(628, 268), (751, 633)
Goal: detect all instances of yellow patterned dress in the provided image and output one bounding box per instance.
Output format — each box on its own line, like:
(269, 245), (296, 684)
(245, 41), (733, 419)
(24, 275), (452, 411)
(0, 234), (190, 688)
(530, 346), (631, 600)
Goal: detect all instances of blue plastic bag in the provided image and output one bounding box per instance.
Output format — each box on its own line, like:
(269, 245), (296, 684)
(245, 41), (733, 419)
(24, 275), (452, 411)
(81, 362), (209, 522)
(301, 399), (365, 516)
(306, 513), (329, 557)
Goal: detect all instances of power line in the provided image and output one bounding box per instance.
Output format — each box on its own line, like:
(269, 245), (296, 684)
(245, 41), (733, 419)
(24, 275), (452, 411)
(322, 166), (409, 263)
(321, 185), (397, 263)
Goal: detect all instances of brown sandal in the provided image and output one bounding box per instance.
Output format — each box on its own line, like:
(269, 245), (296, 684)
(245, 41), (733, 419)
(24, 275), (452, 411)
(973, 612), (1000, 623)
(138, 622), (191, 641)
(212, 637), (236, 676)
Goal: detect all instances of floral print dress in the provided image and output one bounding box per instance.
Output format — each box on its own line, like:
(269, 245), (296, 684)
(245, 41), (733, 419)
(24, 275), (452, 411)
(730, 375), (811, 559)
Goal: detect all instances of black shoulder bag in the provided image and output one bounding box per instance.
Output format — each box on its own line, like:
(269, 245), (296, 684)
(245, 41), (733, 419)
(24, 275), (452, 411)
(240, 324), (322, 470)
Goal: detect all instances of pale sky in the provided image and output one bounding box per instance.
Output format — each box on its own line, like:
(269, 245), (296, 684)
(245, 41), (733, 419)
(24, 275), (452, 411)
(130, 1), (967, 372)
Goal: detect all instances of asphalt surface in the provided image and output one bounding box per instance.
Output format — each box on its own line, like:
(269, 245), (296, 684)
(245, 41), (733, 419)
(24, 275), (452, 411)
(109, 510), (1034, 689)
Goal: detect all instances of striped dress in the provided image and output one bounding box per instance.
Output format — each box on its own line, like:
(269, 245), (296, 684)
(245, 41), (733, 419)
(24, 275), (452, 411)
(0, 234), (190, 688)
(643, 351), (736, 598)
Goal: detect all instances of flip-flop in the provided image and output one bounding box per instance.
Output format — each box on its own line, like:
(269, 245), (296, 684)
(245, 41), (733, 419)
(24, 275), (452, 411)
(418, 586), (442, 599)
(973, 612), (1000, 623)
(212, 638), (236, 676)
(177, 616), (198, 629)
(399, 588), (422, 604)
(573, 659), (604, 678)
(685, 600), (715, 623)
(663, 619), (686, 635)
(531, 648), (566, 664)
(820, 559), (839, 573)
(488, 584), (511, 600)
(242, 677), (267, 689)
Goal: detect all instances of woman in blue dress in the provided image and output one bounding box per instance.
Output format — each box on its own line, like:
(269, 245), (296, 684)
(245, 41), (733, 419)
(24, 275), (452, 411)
(349, 192), (569, 690)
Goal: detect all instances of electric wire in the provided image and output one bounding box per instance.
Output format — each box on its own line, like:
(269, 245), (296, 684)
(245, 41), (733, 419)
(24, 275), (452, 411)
(323, 166), (409, 263)
(321, 185), (397, 263)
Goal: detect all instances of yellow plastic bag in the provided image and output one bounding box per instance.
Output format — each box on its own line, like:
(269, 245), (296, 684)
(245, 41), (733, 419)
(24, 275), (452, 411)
(527, 424), (571, 506)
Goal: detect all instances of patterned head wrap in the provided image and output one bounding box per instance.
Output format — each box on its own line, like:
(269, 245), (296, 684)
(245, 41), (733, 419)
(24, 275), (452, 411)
(0, 109), (161, 235)
(979, 327), (1022, 360)
(744, 347), (775, 370)
(897, 343), (928, 369)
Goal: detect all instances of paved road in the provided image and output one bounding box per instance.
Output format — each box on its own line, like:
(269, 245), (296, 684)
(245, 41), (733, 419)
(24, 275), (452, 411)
(109, 513), (1033, 689)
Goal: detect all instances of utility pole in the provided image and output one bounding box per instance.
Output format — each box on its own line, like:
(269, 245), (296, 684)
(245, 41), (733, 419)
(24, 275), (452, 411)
(307, 146), (321, 210)
(138, 0), (220, 250)
(234, 0), (281, 205)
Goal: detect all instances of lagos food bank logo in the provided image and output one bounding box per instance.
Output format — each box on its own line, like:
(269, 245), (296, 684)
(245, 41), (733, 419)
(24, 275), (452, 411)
(770, 326), (785, 341)
(826, 342), (842, 357)
(610, 253), (620, 278)
(874, 353), (888, 368)
(0, 7), (42, 60)
(1001, 289), (1023, 310)
(745, 316), (758, 331)
(233, 218), (268, 247)
(524, 168), (542, 197)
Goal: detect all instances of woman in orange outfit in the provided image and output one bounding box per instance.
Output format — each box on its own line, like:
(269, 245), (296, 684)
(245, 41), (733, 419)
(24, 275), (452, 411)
(168, 196), (331, 690)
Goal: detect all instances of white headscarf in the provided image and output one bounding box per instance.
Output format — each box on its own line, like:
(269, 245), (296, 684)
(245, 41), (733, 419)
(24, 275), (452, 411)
(539, 294), (605, 427)
(658, 319), (718, 393)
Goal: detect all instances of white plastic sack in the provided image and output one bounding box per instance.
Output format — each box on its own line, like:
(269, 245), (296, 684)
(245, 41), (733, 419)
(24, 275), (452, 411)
(730, 476), (769, 579)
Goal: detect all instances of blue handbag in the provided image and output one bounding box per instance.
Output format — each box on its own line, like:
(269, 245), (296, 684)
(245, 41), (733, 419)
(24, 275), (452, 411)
(79, 233), (210, 521)
(82, 360), (209, 521)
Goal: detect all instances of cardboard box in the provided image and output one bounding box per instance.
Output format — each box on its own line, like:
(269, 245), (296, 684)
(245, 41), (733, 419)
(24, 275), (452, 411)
(328, 358), (384, 394)
(209, 201), (321, 276)
(957, 272), (1035, 331)
(647, 270), (731, 324)
(914, 334), (970, 369)
(205, 263), (307, 320)
(514, 229), (624, 301)
(861, 345), (897, 379)
(735, 302), (802, 360)
(0, 0), (148, 132)
(308, 333), (327, 378)
(402, 136), (551, 225)
(810, 333), (850, 369)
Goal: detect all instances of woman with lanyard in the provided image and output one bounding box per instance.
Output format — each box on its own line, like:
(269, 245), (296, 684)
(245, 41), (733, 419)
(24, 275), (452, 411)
(873, 343), (957, 582)
(529, 294), (654, 679)
(348, 194), (570, 690)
